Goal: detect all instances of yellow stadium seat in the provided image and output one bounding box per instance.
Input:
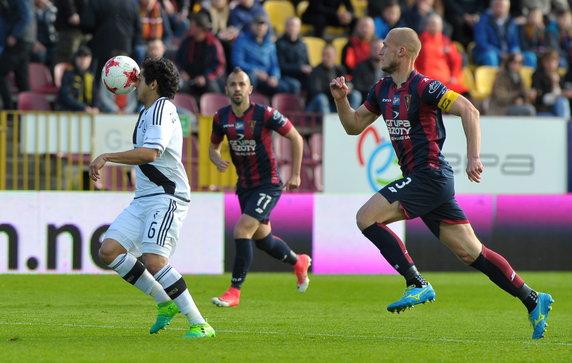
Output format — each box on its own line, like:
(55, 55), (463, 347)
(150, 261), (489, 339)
(331, 37), (348, 65)
(303, 36), (327, 67)
(263, 0), (296, 36)
(473, 65), (499, 99)
(519, 65), (534, 90)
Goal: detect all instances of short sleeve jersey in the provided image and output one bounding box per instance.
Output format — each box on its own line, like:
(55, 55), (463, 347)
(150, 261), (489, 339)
(132, 97), (190, 202)
(364, 70), (454, 176)
(211, 102), (293, 190)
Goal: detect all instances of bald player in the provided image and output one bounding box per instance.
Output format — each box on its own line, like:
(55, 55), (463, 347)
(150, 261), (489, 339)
(330, 27), (553, 340)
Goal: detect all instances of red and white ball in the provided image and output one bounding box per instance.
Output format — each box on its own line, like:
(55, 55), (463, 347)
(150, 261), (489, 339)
(101, 56), (140, 95)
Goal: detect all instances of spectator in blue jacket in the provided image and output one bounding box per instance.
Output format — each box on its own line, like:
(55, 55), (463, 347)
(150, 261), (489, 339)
(232, 14), (300, 96)
(472, 0), (527, 67)
(275, 17), (312, 93)
(228, 0), (267, 31)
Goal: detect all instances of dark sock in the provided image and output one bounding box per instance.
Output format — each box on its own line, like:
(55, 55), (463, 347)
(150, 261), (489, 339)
(470, 246), (533, 310)
(362, 223), (415, 275)
(254, 234), (298, 265)
(403, 266), (428, 288)
(523, 289), (539, 313)
(231, 238), (253, 289)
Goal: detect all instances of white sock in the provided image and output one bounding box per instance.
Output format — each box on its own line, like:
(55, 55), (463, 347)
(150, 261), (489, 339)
(108, 253), (170, 304)
(154, 264), (206, 325)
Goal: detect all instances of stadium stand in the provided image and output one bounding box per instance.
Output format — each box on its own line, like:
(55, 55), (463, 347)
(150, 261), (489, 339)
(200, 92), (230, 115)
(302, 37), (327, 67)
(263, 0), (296, 35)
(17, 92), (52, 111)
(473, 65), (499, 100)
(53, 62), (71, 89)
(28, 62), (58, 96)
(174, 92), (200, 114)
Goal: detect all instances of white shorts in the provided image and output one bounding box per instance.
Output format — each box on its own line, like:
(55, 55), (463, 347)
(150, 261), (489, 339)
(105, 195), (189, 258)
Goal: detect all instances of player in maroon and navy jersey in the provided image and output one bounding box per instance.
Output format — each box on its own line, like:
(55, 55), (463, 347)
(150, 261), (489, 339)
(330, 27), (552, 339)
(209, 67), (312, 307)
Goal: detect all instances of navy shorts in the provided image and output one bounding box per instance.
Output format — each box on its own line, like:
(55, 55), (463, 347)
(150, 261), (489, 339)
(237, 184), (282, 223)
(379, 168), (468, 238)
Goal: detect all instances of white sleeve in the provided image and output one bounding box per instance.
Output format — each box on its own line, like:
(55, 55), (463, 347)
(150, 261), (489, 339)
(142, 100), (176, 155)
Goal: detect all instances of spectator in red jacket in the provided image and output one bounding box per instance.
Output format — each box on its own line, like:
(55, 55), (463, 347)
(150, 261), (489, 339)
(415, 13), (469, 96)
(341, 16), (376, 78)
(175, 12), (226, 97)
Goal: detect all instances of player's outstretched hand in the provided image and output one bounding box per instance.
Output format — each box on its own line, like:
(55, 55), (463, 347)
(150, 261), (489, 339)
(330, 76), (349, 100)
(215, 159), (231, 172)
(89, 154), (107, 181)
(466, 156), (483, 183)
(283, 174), (301, 191)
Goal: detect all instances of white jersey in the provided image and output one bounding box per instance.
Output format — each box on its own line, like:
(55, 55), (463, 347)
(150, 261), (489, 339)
(133, 97), (190, 202)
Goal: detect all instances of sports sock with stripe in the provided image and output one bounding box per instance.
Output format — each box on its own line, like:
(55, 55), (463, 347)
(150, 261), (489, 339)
(154, 264), (206, 325)
(108, 253), (169, 304)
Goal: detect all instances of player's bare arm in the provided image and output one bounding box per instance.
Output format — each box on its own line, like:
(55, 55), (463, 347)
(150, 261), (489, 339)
(444, 93), (483, 183)
(330, 76), (378, 135)
(209, 142), (231, 172)
(89, 147), (159, 181)
(282, 127), (303, 191)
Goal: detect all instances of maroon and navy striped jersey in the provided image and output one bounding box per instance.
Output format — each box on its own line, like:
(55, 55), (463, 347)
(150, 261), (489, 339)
(364, 70), (452, 176)
(211, 102), (293, 190)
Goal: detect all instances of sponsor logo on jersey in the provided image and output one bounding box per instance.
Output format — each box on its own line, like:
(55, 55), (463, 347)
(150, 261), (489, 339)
(428, 80), (440, 94)
(235, 121), (244, 130)
(392, 95), (400, 105)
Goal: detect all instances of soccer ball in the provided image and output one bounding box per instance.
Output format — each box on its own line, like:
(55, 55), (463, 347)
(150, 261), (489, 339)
(101, 56), (140, 95)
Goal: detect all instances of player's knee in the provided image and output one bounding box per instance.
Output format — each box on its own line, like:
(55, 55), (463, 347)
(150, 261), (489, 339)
(98, 243), (119, 265)
(455, 249), (477, 265)
(356, 208), (373, 231)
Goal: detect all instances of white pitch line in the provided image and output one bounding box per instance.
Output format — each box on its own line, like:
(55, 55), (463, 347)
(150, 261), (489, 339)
(1, 321), (571, 347)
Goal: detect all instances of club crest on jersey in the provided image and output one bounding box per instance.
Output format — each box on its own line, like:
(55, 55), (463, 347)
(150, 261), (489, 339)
(235, 121), (244, 130)
(248, 120), (256, 131)
(392, 95), (400, 105)
(404, 95), (411, 110)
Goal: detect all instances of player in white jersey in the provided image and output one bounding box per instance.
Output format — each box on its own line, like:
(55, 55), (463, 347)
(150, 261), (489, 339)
(89, 57), (215, 338)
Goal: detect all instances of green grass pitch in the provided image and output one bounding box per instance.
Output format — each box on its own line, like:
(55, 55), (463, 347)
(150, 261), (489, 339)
(1, 272), (570, 362)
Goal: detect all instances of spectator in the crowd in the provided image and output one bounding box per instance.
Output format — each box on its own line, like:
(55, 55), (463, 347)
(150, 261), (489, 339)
(341, 16), (376, 78)
(551, 9), (572, 68)
(207, 0), (238, 41)
(442, 0), (488, 48)
(521, 0), (569, 16)
(352, 38), (386, 101)
(372, 0), (404, 40)
(300, 0), (355, 38)
(232, 14), (300, 96)
(32, 0), (58, 66)
(161, 0), (190, 37)
(276, 17), (312, 93)
(56, 45), (99, 114)
(52, 0), (87, 68)
(306, 44), (360, 114)
(133, 0), (172, 65)
(489, 52), (536, 116)
(473, 0), (524, 67)
(228, 0), (267, 31)
(175, 12), (225, 97)
(0, 0), (36, 110)
(415, 13), (469, 96)
(80, 0), (141, 84)
(145, 37), (167, 59)
(368, 0), (411, 16)
(531, 49), (572, 117)
(518, 7), (559, 69)
(401, 0), (447, 35)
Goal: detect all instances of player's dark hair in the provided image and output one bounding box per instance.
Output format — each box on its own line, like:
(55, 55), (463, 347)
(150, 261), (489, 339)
(141, 57), (179, 99)
(226, 66), (250, 84)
